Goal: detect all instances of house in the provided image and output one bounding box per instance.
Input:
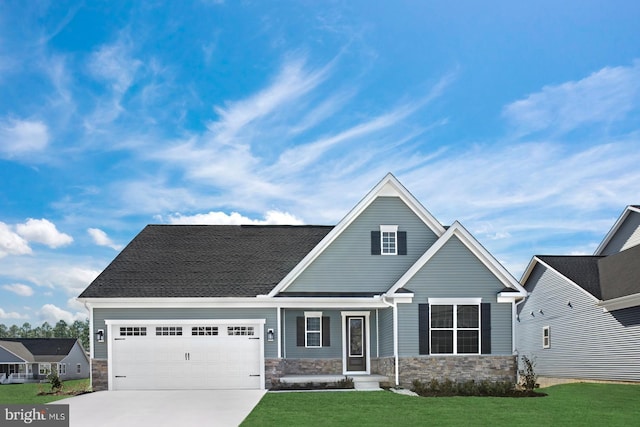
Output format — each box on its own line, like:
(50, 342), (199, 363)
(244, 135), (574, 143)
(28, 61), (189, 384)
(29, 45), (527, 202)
(0, 338), (90, 384)
(78, 173), (527, 391)
(517, 205), (640, 385)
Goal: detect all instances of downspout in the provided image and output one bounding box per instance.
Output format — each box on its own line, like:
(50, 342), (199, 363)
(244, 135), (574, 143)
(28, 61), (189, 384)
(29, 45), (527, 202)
(381, 295), (399, 386)
(513, 297), (527, 354)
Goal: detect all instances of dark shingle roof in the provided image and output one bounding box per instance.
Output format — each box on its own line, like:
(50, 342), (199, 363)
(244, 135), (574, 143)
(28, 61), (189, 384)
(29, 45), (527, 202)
(79, 225), (333, 298)
(537, 256), (604, 299)
(0, 338), (77, 356)
(598, 243), (640, 300)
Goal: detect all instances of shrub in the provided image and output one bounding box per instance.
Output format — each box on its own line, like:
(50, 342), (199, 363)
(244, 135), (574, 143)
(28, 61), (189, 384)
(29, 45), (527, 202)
(519, 355), (538, 391)
(411, 378), (522, 397)
(48, 366), (63, 393)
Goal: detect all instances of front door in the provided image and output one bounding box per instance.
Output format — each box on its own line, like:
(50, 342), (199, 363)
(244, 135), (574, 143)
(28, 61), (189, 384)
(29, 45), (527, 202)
(346, 316), (366, 372)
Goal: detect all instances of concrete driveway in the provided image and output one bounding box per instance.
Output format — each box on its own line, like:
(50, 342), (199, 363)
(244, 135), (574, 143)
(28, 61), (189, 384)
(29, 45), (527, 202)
(51, 389), (267, 427)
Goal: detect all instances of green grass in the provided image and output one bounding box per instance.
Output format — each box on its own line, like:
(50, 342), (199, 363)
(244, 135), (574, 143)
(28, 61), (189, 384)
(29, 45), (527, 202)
(242, 383), (640, 426)
(0, 379), (91, 404)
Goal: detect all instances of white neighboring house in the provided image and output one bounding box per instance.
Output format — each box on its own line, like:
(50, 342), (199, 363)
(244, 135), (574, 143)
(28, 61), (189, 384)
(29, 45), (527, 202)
(517, 205), (640, 385)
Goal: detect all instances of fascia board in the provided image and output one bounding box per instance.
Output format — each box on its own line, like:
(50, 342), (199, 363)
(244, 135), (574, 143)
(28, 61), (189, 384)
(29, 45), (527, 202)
(268, 173), (445, 296)
(595, 206), (640, 255)
(388, 221), (526, 295)
(597, 292), (640, 312)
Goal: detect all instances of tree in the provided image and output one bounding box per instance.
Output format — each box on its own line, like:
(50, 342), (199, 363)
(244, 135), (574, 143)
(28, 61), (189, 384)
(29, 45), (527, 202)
(8, 325), (19, 337)
(0, 324), (7, 338)
(53, 320), (68, 338)
(41, 322), (53, 338)
(20, 322), (32, 338)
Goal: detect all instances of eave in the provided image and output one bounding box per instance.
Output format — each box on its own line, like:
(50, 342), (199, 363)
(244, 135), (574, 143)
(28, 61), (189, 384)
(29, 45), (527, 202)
(597, 292), (640, 312)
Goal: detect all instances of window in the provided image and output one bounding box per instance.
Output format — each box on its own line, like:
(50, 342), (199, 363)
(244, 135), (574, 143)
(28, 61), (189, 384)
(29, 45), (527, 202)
(305, 312), (322, 348)
(543, 326), (550, 349)
(227, 326), (255, 336)
(119, 327), (147, 336)
(59, 364), (66, 375)
(380, 225), (398, 255)
(156, 326), (183, 336)
(192, 326), (218, 336)
(430, 304), (480, 354)
(39, 363), (51, 375)
(77, 364), (81, 374)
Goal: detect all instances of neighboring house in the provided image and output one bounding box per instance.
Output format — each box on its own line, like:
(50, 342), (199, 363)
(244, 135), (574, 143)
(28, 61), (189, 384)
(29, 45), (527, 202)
(517, 205), (640, 384)
(78, 173), (527, 391)
(0, 338), (90, 384)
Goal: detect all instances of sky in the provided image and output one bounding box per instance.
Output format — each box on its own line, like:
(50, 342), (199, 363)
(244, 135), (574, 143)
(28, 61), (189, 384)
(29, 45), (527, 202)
(0, 1), (639, 326)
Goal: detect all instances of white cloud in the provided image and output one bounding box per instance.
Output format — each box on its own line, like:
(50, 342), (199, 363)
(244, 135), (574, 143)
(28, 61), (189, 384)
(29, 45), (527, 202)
(87, 228), (123, 250)
(16, 218), (73, 248)
(166, 210), (304, 225)
(503, 60), (640, 136)
(0, 118), (49, 158)
(2, 283), (34, 297)
(37, 304), (87, 324)
(0, 222), (32, 258)
(0, 308), (28, 320)
(88, 40), (141, 95)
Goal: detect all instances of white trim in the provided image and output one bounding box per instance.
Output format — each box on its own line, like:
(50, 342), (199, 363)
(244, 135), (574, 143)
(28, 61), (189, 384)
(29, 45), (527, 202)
(82, 297), (391, 309)
(268, 173), (446, 296)
(428, 302), (481, 355)
(595, 206), (640, 255)
(304, 312), (322, 348)
(380, 225), (399, 256)
(341, 311), (371, 375)
(388, 222), (527, 297)
(598, 292), (640, 312)
(276, 306), (282, 359)
(428, 297), (482, 305)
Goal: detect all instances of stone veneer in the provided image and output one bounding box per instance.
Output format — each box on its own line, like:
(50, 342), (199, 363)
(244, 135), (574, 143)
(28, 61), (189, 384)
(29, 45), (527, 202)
(91, 359), (108, 391)
(265, 358), (343, 388)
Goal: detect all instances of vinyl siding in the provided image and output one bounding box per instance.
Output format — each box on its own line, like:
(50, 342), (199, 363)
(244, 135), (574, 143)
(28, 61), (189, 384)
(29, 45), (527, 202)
(378, 307), (394, 357)
(60, 341), (89, 380)
(285, 197), (439, 293)
(600, 211), (640, 255)
(0, 346), (24, 363)
(517, 264), (640, 382)
(398, 236), (513, 356)
(93, 307), (277, 359)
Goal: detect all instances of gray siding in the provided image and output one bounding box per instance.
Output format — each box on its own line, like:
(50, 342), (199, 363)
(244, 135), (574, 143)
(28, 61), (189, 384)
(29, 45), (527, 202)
(600, 211), (640, 255)
(286, 197), (439, 293)
(399, 236), (514, 356)
(60, 341), (90, 380)
(0, 346), (25, 363)
(93, 307), (277, 359)
(378, 307), (394, 357)
(517, 264), (640, 382)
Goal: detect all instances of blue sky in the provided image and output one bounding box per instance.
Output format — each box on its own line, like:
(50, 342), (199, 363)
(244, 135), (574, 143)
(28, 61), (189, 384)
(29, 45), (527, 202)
(1, 1), (639, 326)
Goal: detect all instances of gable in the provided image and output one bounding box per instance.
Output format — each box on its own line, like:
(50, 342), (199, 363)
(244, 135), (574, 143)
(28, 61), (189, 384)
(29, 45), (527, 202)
(596, 206), (640, 255)
(598, 243), (640, 301)
(404, 235), (510, 299)
(280, 196), (439, 294)
(0, 344), (29, 363)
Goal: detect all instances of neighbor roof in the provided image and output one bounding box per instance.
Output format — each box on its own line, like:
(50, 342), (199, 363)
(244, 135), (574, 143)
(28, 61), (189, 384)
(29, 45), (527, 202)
(598, 243), (640, 300)
(0, 338), (78, 363)
(536, 256), (604, 299)
(79, 225), (334, 298)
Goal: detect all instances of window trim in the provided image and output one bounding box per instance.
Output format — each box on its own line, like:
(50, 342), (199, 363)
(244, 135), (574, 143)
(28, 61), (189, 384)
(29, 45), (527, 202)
(59, 363), (66, 375)
(39, 363), (51, 376)
(380, 225), (398, 255)
(428, 298), (482, 355)
(542, 326), (550, 349)
(304, 311), (323, 348)
(76, 363), (81, 374)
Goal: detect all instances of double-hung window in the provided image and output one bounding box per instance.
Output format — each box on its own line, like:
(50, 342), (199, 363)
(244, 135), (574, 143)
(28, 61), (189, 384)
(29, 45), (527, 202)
(305, 312), (322, 348)
(380, 225), (398, 255)
(430, 299), (480, 354)
(542, 326), (550, 349)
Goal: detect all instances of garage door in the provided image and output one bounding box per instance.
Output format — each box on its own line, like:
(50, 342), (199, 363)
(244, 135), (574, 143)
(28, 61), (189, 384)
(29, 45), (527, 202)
(108, 321), (263, 390)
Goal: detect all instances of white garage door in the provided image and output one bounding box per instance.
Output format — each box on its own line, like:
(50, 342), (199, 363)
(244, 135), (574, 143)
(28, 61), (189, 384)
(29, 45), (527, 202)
(108, 321), (263, 390)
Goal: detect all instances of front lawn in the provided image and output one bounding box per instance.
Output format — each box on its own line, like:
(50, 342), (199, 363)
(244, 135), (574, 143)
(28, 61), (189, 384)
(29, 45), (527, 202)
(242, 383), (640, 426)
(0, 379), (91, 404)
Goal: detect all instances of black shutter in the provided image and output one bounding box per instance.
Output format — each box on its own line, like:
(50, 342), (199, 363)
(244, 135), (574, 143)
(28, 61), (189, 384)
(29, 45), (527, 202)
(398, 231), (407, 255)
(371, 231), (381, 255)
(296, 317), (304, 347)
(481, 303), (491, 354)
(418, 304), (430, 355)
(322, 316), (330, 347)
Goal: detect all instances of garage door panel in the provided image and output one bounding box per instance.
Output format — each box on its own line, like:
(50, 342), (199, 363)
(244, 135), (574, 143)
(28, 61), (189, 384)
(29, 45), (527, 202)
(110, 322), (263, 390)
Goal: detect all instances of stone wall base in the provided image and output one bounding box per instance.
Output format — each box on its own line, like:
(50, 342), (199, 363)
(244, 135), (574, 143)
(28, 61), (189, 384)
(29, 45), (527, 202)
(91, 359), (108, 391)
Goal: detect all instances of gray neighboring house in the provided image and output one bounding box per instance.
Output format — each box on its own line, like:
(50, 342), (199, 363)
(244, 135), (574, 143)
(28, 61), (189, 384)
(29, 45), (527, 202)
(517, 205), (640, 384)
(0, 338), (89, 384)
(78, 173), (527, 391)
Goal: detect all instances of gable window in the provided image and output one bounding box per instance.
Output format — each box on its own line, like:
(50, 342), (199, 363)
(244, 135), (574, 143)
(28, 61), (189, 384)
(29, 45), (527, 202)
(380, 225), (398, 255)
(543, 326), (550, 349)
(77, 364), (81, 374)
(430, 303), (480, 354)
(305, 312), (322, 347)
